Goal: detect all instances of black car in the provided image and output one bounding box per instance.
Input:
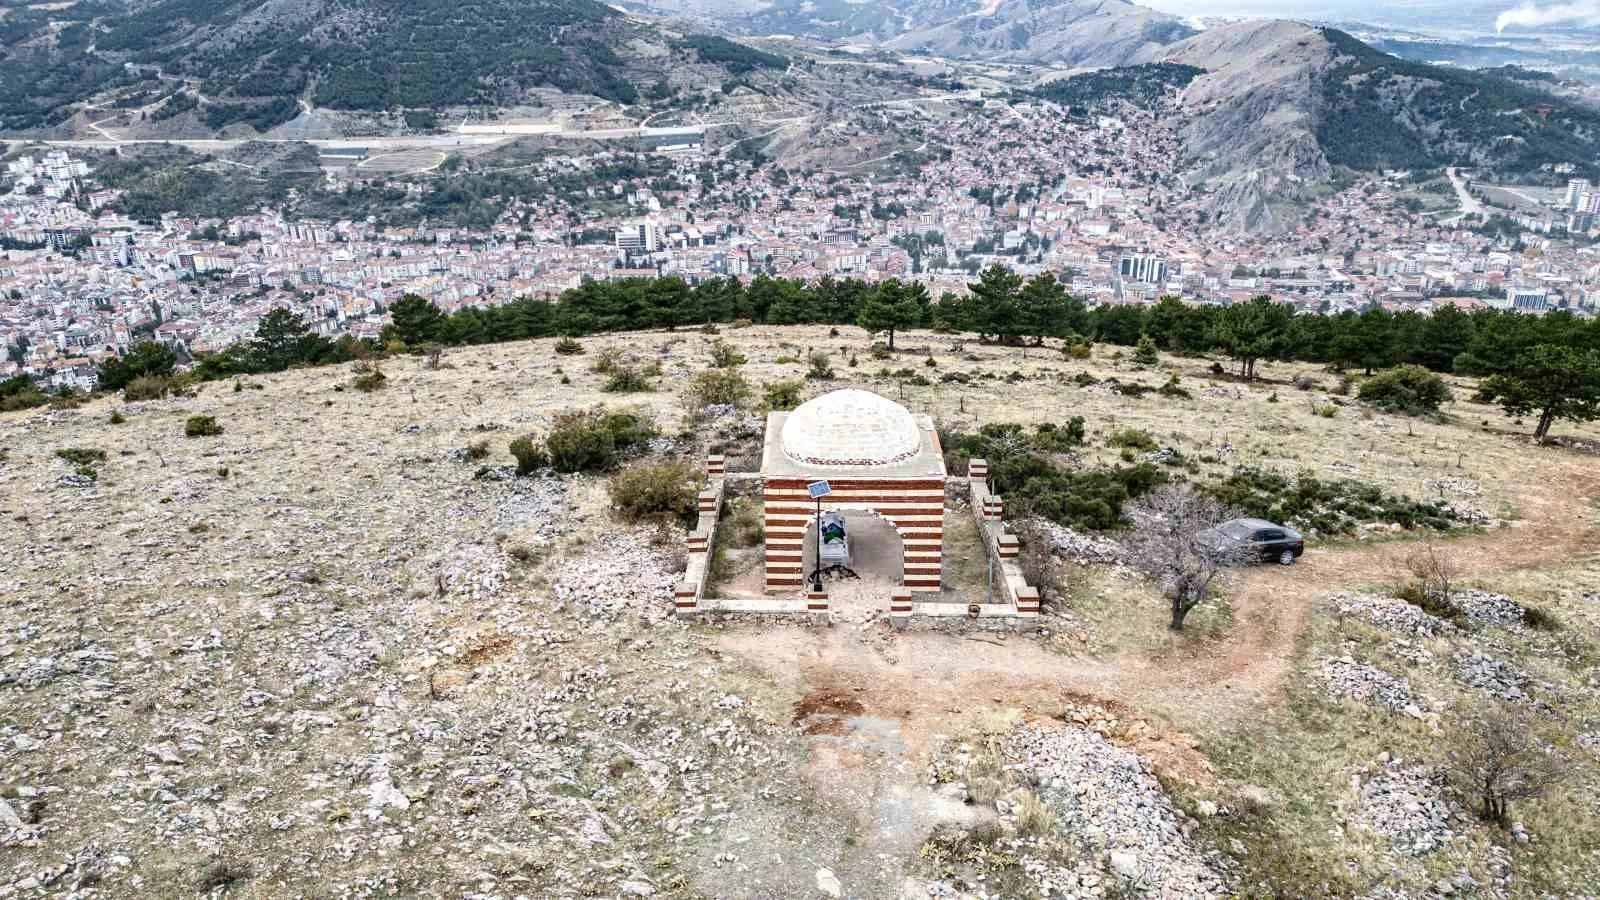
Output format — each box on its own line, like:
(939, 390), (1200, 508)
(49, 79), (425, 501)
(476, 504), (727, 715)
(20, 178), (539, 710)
(1195, 517), (1305, 565)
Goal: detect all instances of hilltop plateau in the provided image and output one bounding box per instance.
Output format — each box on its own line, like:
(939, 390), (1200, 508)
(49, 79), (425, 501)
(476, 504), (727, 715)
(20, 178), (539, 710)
(4, 324), (1600, 896)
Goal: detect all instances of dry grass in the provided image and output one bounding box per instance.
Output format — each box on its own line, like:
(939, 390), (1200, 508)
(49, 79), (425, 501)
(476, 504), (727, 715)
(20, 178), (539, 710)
(6, 325), (1598, 897)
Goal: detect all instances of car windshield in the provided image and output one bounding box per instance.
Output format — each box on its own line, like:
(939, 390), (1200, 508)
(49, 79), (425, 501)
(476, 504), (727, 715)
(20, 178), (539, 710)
(1219, 521), (1256, 540)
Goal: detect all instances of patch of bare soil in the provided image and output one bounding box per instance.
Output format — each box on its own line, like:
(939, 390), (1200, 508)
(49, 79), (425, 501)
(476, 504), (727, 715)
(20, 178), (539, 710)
(793, 685), (867, 735)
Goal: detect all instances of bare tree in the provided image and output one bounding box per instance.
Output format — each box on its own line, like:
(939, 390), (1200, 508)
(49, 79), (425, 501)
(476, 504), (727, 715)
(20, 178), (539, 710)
(1405, 541), (1458, 603)
(1123, 484), (1246, 630)
(1444, 701), (1559, 825)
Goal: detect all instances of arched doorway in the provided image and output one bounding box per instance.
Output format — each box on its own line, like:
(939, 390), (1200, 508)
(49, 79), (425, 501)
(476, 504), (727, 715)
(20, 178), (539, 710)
(799, 510), (906, 616)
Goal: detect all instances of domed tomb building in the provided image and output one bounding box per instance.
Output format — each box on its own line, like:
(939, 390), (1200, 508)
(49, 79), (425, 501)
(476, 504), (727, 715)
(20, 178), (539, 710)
(760, 389), (947, 594)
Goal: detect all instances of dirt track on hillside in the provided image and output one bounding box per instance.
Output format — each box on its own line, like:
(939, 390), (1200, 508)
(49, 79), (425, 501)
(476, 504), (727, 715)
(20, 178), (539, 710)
(718, 450), (1600, 754)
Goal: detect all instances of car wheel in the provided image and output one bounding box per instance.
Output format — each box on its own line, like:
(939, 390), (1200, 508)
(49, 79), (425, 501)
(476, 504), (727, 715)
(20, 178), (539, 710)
(1278, 549), (1296, 566)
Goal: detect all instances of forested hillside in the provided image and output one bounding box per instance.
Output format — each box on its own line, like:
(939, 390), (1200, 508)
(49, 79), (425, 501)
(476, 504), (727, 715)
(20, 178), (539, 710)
(1314, 28), (1600, 179)
(1033, 63), (1204, 113)
(0, 0), (779, 132)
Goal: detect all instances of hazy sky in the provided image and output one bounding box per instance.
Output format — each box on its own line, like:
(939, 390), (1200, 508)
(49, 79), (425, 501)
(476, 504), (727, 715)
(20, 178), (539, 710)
(1135, 0), (1544, 32)
(1139, 0), (1461, 17)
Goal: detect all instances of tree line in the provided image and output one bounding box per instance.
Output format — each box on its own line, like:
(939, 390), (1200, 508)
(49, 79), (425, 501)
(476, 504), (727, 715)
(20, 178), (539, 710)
(81, 266), (1600, 439)
(370, 265), (1597, 382)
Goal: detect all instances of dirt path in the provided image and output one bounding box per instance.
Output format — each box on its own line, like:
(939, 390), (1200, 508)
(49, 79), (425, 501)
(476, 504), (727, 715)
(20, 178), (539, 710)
(720, 454), (1600, 742)
(710, 452), (1598, 893)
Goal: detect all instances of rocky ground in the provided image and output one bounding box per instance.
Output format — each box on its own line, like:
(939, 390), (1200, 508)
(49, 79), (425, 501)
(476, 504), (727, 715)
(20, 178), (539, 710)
(4, 329), (1600, 898)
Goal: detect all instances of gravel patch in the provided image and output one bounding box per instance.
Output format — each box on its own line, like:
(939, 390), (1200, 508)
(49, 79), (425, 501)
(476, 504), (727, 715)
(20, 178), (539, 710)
(1352, 761), (1457, 856)
(1320, 657), (1430, 718)
(1002, 724), (1230, 898)
(1333, 592), (1454, 637)
(1451, 590), (1526, 630)
(550, 530), (681, 622)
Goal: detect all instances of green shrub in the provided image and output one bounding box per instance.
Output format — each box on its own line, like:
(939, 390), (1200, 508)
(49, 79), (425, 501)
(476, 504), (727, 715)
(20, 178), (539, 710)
(465, 439), (491, 461)
(600, 408), (656, 451)
(544, 408), (657, 473)
(1158, 374), (1190, 399)
(807, 351), (834, 380)
(351, 362), (387, 392)
(1062, 335), (1092, 360)
(942, 424), (1164, 530)
(0, 375), (48, 411)
(1395, 581), (1465, 624)
(108, 410), (127, 425)
(1522, 604), (1559, 631)
(1035, 416), (1086, 450)
(707, 339), (746, 368)
(688, 368), (751, 409)
(589, 346), (622, 374)
(762, 379), (805, 412)
(1108, 428), (1158, 452)
(1206, 467), (1458, 535)
(124, 375), (177, 401)
(1133, 334), (1159, 367)
(553, 336), (585, 356)
(1357, 364), (1452, 415)
(56, 447), (107, 466)
(603, 365), (652, 393)
(1313, 403), (1339, 418)
(508, 435), (548, 475)
(870, 345), (892, 361)
(185, 415), (223, 437)
(608, 460), (699, 526)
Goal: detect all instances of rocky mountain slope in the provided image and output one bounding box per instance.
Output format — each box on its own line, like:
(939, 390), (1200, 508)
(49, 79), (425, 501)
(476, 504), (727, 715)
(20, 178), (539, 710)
(1134, 21), (1337, 234)
(885, 0), (1194, 67)
(1118, 22), (1600, 232)
(640, 0), (1193, 64)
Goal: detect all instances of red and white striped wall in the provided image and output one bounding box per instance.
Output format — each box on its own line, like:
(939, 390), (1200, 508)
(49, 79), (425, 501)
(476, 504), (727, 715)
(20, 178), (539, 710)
(763, 477), (945, 594)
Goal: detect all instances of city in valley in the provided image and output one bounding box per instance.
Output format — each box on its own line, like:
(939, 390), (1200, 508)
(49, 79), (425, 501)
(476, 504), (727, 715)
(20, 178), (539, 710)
(4, 79), (1599, 390)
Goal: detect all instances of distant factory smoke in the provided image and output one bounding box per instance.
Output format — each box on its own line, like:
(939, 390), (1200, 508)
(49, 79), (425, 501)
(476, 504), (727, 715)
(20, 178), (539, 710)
(1495, 0), (1600, 31)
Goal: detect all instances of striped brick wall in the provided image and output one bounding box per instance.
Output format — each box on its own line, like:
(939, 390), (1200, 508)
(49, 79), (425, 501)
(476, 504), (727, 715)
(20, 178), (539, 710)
(763, 477), (945, 594)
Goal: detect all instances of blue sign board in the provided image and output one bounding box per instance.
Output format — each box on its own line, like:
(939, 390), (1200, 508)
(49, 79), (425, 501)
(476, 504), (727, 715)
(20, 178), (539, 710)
(807, 480), (832, 499)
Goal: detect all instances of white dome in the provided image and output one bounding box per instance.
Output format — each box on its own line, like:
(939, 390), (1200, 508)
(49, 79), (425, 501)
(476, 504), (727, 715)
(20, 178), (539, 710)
(780, 389), (922, 468)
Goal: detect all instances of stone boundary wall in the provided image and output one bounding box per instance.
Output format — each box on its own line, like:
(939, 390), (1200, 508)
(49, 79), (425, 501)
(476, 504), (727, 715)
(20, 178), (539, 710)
(964, 458), (1042, 618)
(674, 454), (726, 615)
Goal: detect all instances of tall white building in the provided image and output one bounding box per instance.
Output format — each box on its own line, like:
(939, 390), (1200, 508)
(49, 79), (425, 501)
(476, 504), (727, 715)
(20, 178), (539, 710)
(1118, 252), (1168, 285)
(615, 221), (659, 254)
(1565, 178), (1591, 210)
(1509, 284), (1549, 312)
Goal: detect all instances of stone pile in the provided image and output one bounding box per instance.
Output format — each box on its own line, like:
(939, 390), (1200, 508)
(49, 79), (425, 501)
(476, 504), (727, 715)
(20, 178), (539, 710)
(1451, 590), (1525, 630)
(1001, 724), (1231, 898)
(1352, 761), (1456, 856)
(1320, 657), (1430, 718)
(1333, 592), (1454, 637)
(1026, 518), (1123, 566)
(1454, 650), (1538, 703)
